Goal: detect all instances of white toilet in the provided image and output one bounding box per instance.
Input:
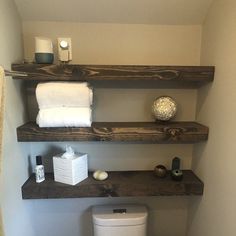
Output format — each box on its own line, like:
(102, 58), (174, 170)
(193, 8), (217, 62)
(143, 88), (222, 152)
(92, 204), (148, 236)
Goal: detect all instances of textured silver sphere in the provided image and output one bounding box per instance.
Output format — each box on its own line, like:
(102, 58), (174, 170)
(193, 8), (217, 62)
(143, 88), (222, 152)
(152, 96), (177, 121)
(154, 165), (167, 178)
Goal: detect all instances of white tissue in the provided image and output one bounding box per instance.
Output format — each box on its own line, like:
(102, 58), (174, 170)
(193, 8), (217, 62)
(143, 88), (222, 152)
(61, 146), (75, 159)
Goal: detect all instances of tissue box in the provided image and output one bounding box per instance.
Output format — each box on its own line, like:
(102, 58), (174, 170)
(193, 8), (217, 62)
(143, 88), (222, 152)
(53, 152), (88, 185)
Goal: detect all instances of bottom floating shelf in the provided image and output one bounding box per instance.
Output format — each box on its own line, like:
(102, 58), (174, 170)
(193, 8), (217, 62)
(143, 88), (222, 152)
(22, 170), (203, 199)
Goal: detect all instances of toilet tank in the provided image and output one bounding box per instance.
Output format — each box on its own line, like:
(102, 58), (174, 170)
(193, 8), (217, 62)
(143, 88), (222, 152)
(92, 205), (148, 236)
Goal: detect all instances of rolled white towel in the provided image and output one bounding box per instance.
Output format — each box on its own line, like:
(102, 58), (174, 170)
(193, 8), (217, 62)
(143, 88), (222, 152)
(36, 107), (92, 127)
(36, 82), (93, 109)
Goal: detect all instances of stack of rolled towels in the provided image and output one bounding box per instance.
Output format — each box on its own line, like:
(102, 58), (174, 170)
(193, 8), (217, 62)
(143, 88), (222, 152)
(36, 82), (93, 127)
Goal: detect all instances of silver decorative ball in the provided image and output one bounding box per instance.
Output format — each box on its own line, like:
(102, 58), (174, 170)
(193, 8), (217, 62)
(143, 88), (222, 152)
(152, 96), (177, 121)
(154, 165), (167, 178)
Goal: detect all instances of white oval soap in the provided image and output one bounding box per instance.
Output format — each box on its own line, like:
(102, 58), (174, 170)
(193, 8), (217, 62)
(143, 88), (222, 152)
(93, 170), (108, 181)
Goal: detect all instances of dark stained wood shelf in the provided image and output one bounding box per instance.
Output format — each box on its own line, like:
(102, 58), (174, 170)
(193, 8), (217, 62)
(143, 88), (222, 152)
(12, 64), (214, 88)
(22, 170), (204, 199)
(17, 121), (208, 143)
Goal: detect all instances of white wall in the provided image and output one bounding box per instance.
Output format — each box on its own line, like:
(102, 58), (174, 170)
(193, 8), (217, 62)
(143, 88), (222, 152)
(23, 22), (201, 65)
(0, 0), (33, 235)
(21, 22), (202, 236)
(187, 0), (236, 235)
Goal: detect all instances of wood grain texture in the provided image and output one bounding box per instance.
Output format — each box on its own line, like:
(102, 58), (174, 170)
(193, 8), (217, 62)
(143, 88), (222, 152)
(22, 170), (204, 199)
(17, 122), (209, 143)
(12, 64), (214, 88)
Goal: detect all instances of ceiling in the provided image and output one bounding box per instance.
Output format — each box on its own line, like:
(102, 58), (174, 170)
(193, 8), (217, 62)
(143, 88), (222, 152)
(14, 0), (213, 25)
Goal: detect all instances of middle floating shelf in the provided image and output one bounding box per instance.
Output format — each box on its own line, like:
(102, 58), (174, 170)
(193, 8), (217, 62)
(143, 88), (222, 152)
(22, 170), (204, 199)
(17, 121), (208, 143)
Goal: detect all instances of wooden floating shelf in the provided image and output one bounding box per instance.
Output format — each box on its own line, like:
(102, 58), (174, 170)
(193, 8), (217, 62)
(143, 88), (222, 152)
(17, 121), (209, 143)
(12, 64), (214, 88)
(22, 170), (204, 199)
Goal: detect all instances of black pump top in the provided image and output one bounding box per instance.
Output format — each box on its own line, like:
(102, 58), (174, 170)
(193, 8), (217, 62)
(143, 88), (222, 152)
(36, 155), (43, 165)
(172, 157), (181, 170)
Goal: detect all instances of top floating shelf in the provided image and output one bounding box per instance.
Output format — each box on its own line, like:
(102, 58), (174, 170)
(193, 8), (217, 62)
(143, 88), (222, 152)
(12, 64), (214, 88)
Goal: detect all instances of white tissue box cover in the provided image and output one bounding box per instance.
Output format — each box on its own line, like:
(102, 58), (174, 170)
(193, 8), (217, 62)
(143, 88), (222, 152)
(53, 153), (88, 185)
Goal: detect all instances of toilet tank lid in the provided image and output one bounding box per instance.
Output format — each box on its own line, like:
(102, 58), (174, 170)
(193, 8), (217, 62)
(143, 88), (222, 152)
(92, 205), (148, 226)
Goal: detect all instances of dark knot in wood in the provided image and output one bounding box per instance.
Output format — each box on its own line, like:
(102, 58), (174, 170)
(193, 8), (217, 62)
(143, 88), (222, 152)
(72, 66), (85, 78)
(165, 128), (184, 140)
(102, 184), (118, 197)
